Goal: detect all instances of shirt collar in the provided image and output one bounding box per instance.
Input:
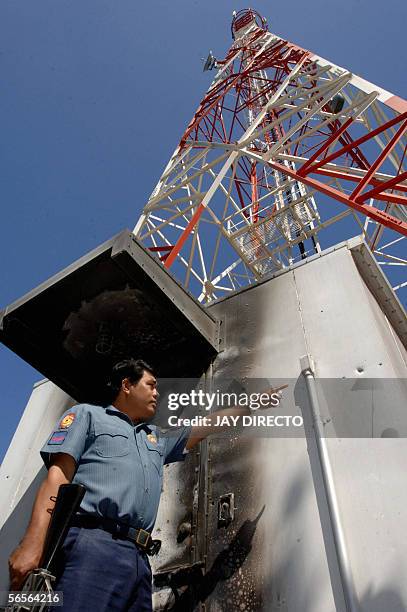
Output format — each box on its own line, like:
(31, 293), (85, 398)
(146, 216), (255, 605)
(105, 405), (155, 432)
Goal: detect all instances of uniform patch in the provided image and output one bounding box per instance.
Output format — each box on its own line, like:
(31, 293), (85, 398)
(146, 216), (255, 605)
(48, 431), (68, 445)
(147, 433), (157, 444)
(59, 413), (76, 429)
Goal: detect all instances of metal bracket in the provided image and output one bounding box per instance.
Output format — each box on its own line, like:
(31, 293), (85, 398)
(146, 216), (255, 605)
(216, 316), (226, 352)
(218, 492), (235, 527)
(300, 354), (315, 375)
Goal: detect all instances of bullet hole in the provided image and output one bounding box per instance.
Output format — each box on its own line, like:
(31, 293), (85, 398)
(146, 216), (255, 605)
(381, 428), (399, 438)
(356, 366), (364, 374)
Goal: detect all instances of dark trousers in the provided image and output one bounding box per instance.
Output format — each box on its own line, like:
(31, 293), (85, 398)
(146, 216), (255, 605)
(49, 526), (152, 612)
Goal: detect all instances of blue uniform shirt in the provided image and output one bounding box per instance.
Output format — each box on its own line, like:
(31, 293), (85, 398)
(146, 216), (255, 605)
(40, 404), (191, 532)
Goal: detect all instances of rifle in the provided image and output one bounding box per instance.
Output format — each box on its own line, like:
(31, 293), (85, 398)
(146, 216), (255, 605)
(7, 483), (86, 612)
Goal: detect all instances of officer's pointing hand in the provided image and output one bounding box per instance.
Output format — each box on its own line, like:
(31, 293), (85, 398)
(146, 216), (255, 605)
(257, 384), (288, 410)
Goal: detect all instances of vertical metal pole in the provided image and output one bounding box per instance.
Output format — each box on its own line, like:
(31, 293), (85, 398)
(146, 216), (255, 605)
(300, 355), (359, 612)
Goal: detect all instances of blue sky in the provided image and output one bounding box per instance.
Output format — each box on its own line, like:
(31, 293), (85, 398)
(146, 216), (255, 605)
(1, 0), (406, 461)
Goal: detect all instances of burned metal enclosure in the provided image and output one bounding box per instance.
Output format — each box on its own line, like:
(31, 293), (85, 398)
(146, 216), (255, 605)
(0, 230), (218, 405)
(192, 238), (407, 612)
(1, 237), (407, 612)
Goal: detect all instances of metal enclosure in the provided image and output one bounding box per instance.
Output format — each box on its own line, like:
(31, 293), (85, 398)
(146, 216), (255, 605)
(196, 237), (407, 612)
(1, 236), (407, 611)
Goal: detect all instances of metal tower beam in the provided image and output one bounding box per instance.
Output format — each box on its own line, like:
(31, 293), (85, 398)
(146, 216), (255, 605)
(134, 8), (406, 304)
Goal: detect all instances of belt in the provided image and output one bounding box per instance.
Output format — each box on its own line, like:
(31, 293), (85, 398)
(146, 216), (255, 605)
(71, 514), (161, 555)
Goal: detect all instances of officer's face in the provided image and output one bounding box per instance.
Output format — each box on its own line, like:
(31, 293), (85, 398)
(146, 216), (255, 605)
(126, 370), (159, 420)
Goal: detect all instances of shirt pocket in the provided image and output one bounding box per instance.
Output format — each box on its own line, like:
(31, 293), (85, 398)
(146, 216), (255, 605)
(94, 424), (130, 457)
(144, 438), (164, 473)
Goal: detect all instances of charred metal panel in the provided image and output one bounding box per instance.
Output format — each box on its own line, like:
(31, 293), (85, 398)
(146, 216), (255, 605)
(150, 454), (202, 610)
(205, 272), (336, 612)
(0, 230), (218, 405)
(150, 375), (212, 610)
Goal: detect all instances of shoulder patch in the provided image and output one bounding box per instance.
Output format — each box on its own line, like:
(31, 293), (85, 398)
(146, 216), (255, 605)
(48, 431), (68, 445)
(59, 413), (76, 429)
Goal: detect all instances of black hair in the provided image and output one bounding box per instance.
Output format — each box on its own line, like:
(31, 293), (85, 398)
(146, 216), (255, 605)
(107, 359), (155, 400)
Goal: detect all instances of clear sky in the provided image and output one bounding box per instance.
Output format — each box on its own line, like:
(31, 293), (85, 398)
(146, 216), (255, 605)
(1, 0), (406, 462)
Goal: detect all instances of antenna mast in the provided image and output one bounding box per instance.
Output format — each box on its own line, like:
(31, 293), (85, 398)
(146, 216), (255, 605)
(134, 8), (407, 303)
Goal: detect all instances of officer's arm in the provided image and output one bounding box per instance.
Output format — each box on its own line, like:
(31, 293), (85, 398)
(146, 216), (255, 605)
(185, 385), (287, 450)
(185, 406), (250, 450)
(8, 453), (75, 590)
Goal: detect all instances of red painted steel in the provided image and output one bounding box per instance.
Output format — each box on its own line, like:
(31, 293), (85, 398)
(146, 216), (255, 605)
(143, 9), (407, 282)
(270, 160), (407, 235)
(164, 203), (206, 268)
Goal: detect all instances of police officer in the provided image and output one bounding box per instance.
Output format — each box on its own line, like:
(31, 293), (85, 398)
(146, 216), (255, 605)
(8, 359), (273, 610)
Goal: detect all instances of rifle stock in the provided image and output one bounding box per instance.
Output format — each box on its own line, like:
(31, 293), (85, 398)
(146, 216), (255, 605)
(40, 483), (86, 572)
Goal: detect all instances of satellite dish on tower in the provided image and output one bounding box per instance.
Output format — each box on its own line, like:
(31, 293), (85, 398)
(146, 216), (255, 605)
(203, 50), (217, 71)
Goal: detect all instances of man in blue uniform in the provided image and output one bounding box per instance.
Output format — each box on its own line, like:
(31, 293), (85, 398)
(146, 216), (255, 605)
(8, 359), (270, 610)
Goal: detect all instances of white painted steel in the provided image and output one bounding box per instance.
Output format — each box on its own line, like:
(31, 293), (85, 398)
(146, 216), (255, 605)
(206, 241), (407, 611)
(0, 381), (74, 604)
(301, 356), (359, 612)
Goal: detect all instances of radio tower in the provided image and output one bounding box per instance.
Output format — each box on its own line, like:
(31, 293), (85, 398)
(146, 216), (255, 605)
(134, 8), (407, 304)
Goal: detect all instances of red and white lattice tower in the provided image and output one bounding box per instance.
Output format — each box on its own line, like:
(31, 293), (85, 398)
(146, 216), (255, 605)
(134, 9), (407, 304)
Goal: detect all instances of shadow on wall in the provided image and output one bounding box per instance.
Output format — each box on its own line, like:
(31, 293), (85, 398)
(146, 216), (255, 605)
(0, 468), (47, 604)
(359, 588), (405, 612)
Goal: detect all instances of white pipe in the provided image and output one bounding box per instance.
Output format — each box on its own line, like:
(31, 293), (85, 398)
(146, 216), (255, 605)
(300, 355), (359, 612)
